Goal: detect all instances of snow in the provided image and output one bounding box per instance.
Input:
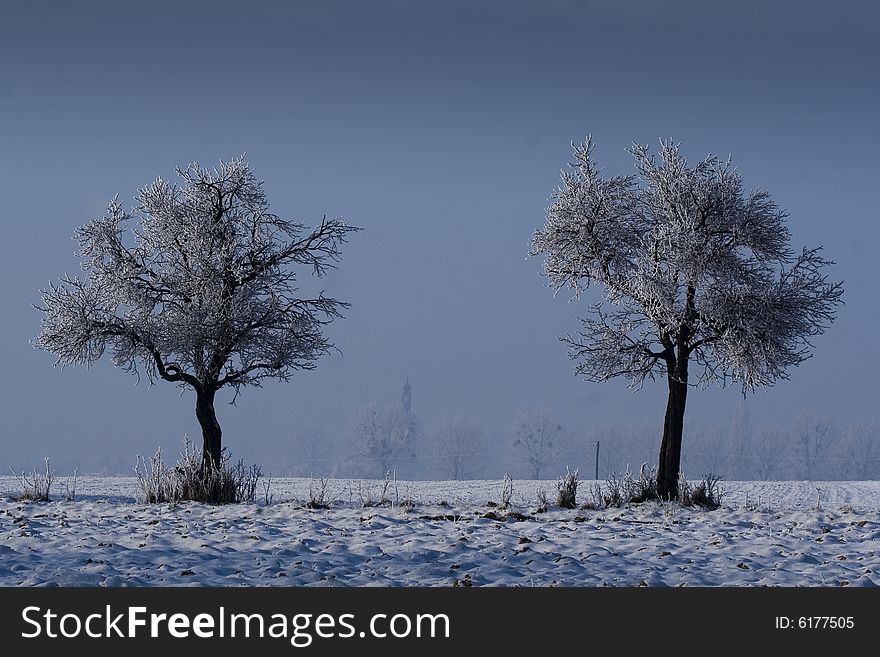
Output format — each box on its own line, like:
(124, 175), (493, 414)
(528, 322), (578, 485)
(1, 477), (878, 587)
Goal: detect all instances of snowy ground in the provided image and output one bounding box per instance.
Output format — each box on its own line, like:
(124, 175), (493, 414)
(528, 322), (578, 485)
(1, 476), (878, 586)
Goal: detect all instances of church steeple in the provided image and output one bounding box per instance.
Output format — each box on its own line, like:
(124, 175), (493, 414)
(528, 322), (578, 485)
(401, 375), (412, 413)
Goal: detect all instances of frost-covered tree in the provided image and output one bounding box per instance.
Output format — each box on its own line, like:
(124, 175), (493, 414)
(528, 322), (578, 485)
(433, 417), (487, 480)
(35, 158), (359, 471)
(531, 138), (843, 498)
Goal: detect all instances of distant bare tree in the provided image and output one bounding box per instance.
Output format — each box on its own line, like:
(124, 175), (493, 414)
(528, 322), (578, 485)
(836, 419), (880, 480)
(291, 428), (335, 476)
(531, 137), (843, 498)
(627, 419), (661, 470)
(589, 420), (647, 478)
(727, 399), (753, 480)
(512, 410), (568, 479)
(751, 427), (789, 481)
(680, 421), (728, 478)
(433, 417), (487, 480)
(793, 413), (836, 481)
(349, 402), (416, 477)
(589, 422), (625, 479)
(35, 158), (359, 474)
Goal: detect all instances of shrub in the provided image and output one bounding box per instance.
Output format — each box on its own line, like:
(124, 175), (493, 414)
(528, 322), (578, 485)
(536, 488), (549, 513)
(499, 473), (514, 509)
(262, 475), (274, 506)
(580, 482), (604, 510)
(603, 472), (624, 507)
(681, 473), (723, 510)
(578, 466), (721, 511)
(8, 458), (54, 502)
(307, 476), (331, 509)
(624, 464), (658, 503)
(134, 438), (261, 504)
(555, 467), (579, 508)
(63, 469), (77, 502)
(356, 471), (394, 508)
(399, 495), (417, 512)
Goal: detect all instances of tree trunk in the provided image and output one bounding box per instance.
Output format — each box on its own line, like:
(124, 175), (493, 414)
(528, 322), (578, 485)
(657, 373), (688, 500)
(195, 389), (222, 472)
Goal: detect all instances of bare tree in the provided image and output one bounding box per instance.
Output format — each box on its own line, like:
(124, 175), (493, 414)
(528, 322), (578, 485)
(590, 419), (661, 478)
(512, 410), (568, 479)
(681, 421), (728, 478)
(35, 158), (359, 472)
(751, 427), (790, 481)
(433, 417), (487, 480)
(531, 137), (843, 498)
(290, 428), (336, 477)
(793, 412), (836, 481)
(589, 422), (625, 479)
(589, 421), (637, 478)
(834, 419), (880, 481)
(727, 399), (753, 480)
(349, 402), (416, 477)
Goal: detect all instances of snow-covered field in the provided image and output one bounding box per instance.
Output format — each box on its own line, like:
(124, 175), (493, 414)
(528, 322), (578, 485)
(1, 476), (878, 587)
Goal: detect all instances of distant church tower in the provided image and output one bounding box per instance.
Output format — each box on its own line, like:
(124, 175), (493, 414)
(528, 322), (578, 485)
(401, 376), (412, 413)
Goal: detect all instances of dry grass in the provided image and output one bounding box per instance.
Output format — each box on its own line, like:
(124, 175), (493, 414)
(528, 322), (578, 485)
(134, 438), (261, 504)
(8, 458), (54, 502)
(555, 467), (579, 508)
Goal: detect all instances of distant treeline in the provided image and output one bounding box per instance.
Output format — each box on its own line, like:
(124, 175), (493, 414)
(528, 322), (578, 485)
(20, 409), (875, 483)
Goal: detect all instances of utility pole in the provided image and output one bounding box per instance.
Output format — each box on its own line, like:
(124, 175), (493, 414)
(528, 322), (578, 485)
(595, 440), (600, 480)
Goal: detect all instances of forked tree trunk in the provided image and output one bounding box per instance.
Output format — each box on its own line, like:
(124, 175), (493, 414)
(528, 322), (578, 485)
(657, 360), (689, 500)
(195, 388), (222, 472)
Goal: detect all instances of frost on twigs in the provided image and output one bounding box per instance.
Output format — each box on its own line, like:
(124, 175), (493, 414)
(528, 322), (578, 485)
(63, 470), (77, 502)
(307, 476), (331, 509)
(8, 458), (54, 502)
(681, 473), (723, 510)
(582, 467), (722, 511)
(134, 438), (261, 504)
(535, 488), (549, 513)
(531, 137), (843, 499)
(36, 157), (360, 391)
(530, 137), (844, 393)
(34, 157), (360, 477)
(555, 467), (579, 509)
(499, 473), (514, 510)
